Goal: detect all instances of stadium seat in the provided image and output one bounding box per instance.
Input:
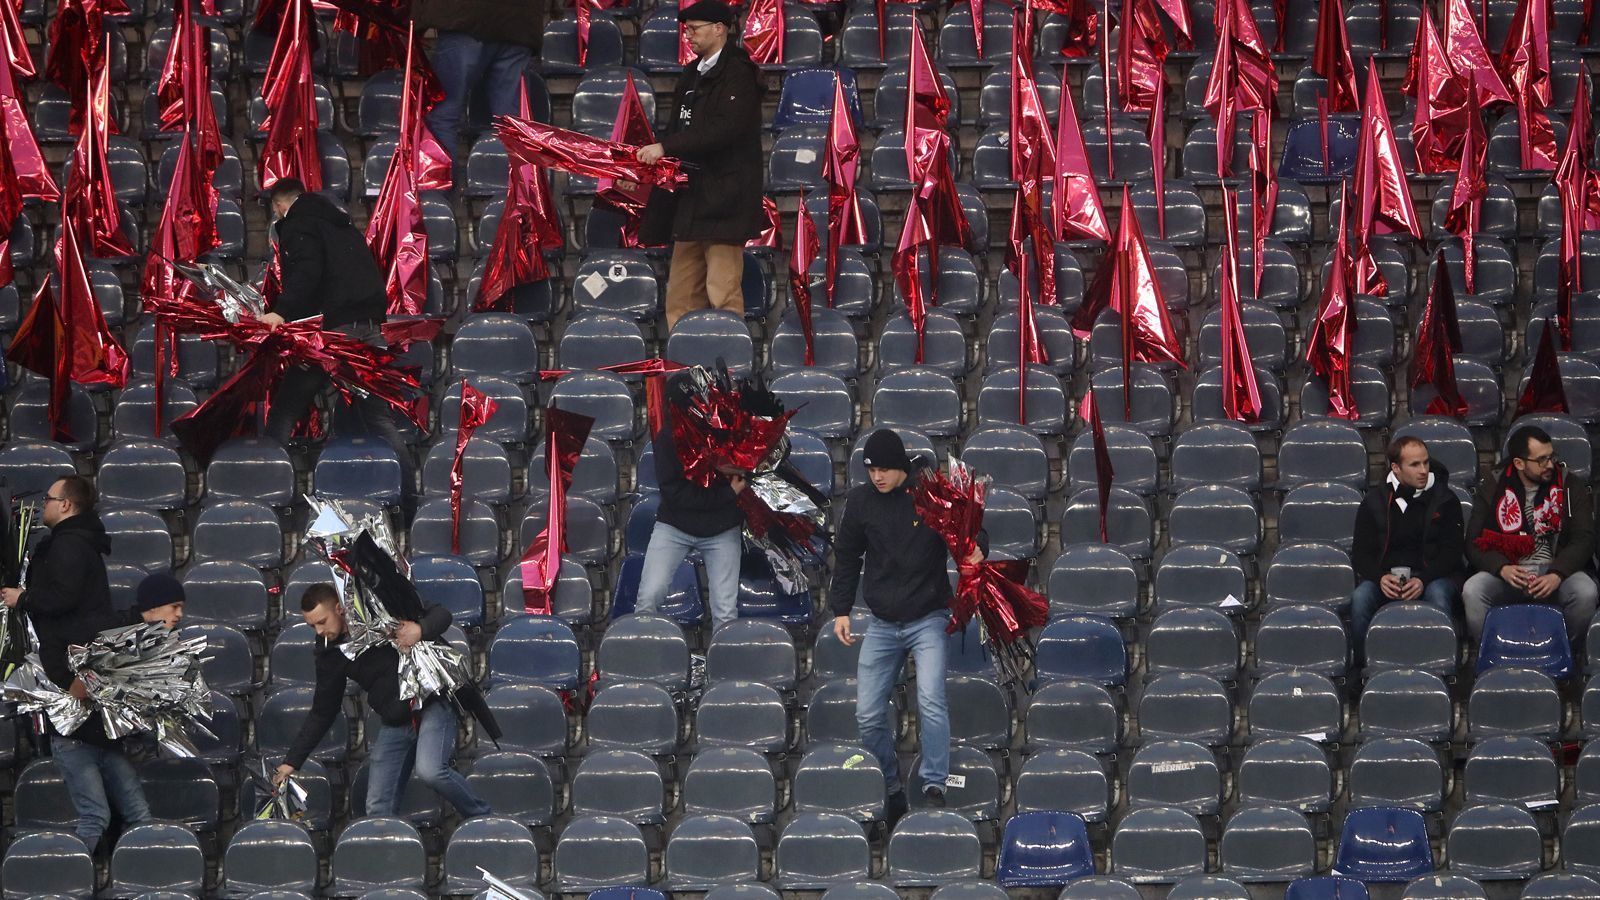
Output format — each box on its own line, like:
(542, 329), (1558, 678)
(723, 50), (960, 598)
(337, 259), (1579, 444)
(441, 817), (540, 896)
(1146, 607), (1240, 681)
(1255, 604), (1348, 678)
(886, 811), (983, 886)
(1111, 806), (1207, 883)
(1359, 670), (1454, 743)
(1128, 740), (1223, 815)
(1, 831), (95, 899)
(1333, 806), (1434, 881)
(223, 820), (319, 897)
(1447, 804), (1544, 880)
(111, 823), (205, 897)
(775, 812), (873, 888)
(1023, 680), (1121, 755)
(1478, 604), (1574, 679)
(665, 815), (762, 890)
(1237, 737), (1334, 815)
(1220, 805), (1316, 882)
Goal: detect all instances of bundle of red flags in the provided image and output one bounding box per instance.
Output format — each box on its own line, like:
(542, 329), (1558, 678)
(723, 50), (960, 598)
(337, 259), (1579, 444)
(496, 116), (688, 191)
(910, 454), (1049, 687)
(593, 72), (659, 249)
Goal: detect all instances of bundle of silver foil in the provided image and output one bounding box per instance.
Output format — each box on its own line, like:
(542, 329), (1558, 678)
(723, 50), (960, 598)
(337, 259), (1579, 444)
(744, 471), (827, 595)
(2, 658), (91, 735)
(164, 257), (267, 323)
(68, 623), (214, 756)
(247, 758), (308, 821)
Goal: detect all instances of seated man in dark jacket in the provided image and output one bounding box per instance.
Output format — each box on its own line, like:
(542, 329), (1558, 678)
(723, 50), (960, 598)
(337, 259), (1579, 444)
(828, 430), (985, 826)
(1349, 436), (1465, 663)
(274, 584), (490, 818)
(1, 476), (150, 852)
(260, 178), (414, 499)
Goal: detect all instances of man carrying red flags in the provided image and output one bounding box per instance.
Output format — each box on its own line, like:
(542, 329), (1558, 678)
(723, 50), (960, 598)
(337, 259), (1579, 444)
(638, 0), (766, 329)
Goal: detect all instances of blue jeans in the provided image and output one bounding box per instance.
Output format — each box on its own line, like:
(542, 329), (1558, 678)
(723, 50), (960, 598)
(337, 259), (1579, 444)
(636, 522), (742, 631)
(367, 698), (490, 817)
(52, 735), (152, 852)
(1350, 577), (1459, 662)
(426, 31), (532, 164)
(856, 610), (950, 797)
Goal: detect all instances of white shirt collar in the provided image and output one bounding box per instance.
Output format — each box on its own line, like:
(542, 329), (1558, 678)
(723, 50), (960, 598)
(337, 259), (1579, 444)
(697, 48), (722, 74)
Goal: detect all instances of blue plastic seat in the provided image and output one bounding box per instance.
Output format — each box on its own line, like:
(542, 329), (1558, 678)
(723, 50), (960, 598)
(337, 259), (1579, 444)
(1478, 605), (1573, 679)
(1332, 807), (1434, 882)
(1035, 616), (1127, 688)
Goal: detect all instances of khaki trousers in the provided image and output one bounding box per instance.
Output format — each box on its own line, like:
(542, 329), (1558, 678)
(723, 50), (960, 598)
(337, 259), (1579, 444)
(665, 241), (745, 329)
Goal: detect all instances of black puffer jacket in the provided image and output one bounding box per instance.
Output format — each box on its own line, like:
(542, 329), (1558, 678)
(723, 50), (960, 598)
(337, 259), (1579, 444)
(273, 192), (388, 329)
(641, 44), (766, 245)
(22, 512), (115, 743)
(1351, 459), (1465, 584)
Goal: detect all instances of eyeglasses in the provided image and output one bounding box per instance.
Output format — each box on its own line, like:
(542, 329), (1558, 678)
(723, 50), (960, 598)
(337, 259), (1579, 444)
(684, 21), (720, 31)
(43, 494), (66, 504)
(1521, 452), (1560, 466)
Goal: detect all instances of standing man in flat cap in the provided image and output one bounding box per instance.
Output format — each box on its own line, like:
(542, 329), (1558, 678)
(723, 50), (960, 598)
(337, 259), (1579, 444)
(637, 0), (765, 329)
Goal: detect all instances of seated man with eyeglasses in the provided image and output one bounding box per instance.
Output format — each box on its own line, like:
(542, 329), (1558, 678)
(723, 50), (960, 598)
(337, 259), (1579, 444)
(1464, 425), (1598, 642)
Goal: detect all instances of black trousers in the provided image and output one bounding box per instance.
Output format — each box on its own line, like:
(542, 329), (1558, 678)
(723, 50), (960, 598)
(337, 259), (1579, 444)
(263, 321), (416, 497)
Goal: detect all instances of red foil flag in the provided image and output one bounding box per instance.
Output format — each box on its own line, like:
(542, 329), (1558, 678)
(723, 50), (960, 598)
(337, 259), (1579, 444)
(1051, 77), (1112, 241)
(1445, 0), (1512, 107)
(0, 103), (19, 288)
(678, 19), (695, 65)
(328, 0), (412, 77)
(1306, 183), (1359, 420)
(1247, 101), (1276, 297)
(1312, 0), (1361, 112)
(1009, 12), (1058, 307)
(1202, 0), (1277, 177)
(45, 0), (126, 135)
(1499, 0), (1558, 170)
(475, 83), (562, 311)
(540, 359), (688, 437)
(1148, 75), (1168, 239)
(909, 455), (1049, 686)
(1351, 59), (1421, 296)
(1218, 191), (1263, 422)
(1554, 73), (1591, 348)
(744, 0), (786, 65)
(892, 195), (933, 363)
(63, 59), (135, 258)
(1407, 3), (1474, 174)
(594, 71), (659, 249)
(748, 195), (782, 250)
(519, 406), (595, 615)
(496, 116), (688, 190)
(257, 0), (322, 191)
(1117, 0), (1170, 114)
(970, 0), (986, 59)
(1518, 320), (1570, 416)
(671, 369), (796, 488)
(822, 73), (866, 305)
(0, 39), (57, 204)
(1009, 202), (1051, 423)
(365, 27), (430, 317)
(1071, 186), (1184, 366)
(450, 381), (499, 554)
(789, 201), (819, 365)
(1089, 395), (1114, 541)
(1034, 0), (1100, 57)
(575, 0), (593, 66)
(0, 0), (34, 83)
(1444, 106), (1487, 295)
(1411, 251), (1469, 417)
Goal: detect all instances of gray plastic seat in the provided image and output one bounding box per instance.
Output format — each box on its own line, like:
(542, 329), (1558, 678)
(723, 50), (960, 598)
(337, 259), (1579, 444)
(1169, 484), (1261, 554)
(1138, 672), (1234, 745)
(1153, 544), (1249, 616)
(192, 500), (283, 567)
(1197, 297), (1291, 372)
(1221, 805), (1316, 882)
(1464, 736), (1559, 809)
(770, 306), (861, 379)
(1522, 873), (1600, 899)
(1048, 544), (1141, 618)
(1360, 670), (1454, 743)
(962, 427), (1050, 500)
(986, 306), (1077, 377)
(2, 831), (95, 900)
(1403, 874), (1490, 899)
(1249, 671), (1342, 742)
(772, 371), (856, 439)
(329, 818), (427, 895)
(1128, 740), (1223, 815)
(1023, 680), (1121, 754)
(1348, 738), (1446, 812)
(1146, 607), (1240, 681)
(706, 618), (797, 690)
(182, 560), (270, 630)
(484, 682), (571, 758)
(138, 757), (220, 832)
(794, 745), (887, 824)
(586, 681), (680, 755)
(947, 674), (1012, 749)
(682, 747), (777, 824)
(1237, 737), (1333, 814)
(878, 309), (970, 378)
(103, 507), (176, 572)
(1167, 875), (1252, 900)
(1566, 803), (1600, 877)
(549, 370), (640, 441)
(1448, 804), (1544, 880)
(571, 749), (665, 825)
(821, 884), (899, 900)
(667, 310), (755, 376)
(206, 437), (296, 505)
(1278, 483), (1363, 552)
(99, 440), (188, 509)
(1060, 877), (1144, 900)
(929, 883), (1009, 900)
(1067, 423), (1160, 497)
(111, 824), (205, 897)
(1060, 487), (1154, 559)
(1278, 419), (1369, 488)
(1015, 749), (1111, 822)
(1255, 604), (1349, 677)
(775, 812), (872, 888)
(872, 369), (963, 437)
(553, 816), (649, 891)
(1468, 667), (1562, 741)
(705, 885), (781, 900)
(697, 680), (789, 753)
(1264, 542), (1356, 609)
(1192, 366), (1287, 431)
(222, 820), (322, 897)
(464, 752), (555, 829)
(1367, 604), (1460, 677)
(664, 815), (761, 890)
(975, 368), (1070, 436)
(1088, 366), (1177, 439)
(1170, 422), (1263, 492)
(887, 810), (983, 886)
(1112, 806), (1207, 883)
(596, 613), (689, 691)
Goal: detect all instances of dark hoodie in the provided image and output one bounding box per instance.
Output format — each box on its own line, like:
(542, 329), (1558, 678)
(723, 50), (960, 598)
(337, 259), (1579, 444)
(273, 192), (388, 328)
(22, 512), (116, 743)
(1351, 459), (1465, 584)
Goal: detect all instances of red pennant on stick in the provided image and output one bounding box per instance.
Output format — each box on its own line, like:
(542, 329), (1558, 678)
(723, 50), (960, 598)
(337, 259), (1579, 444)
(822, 73), (866, 306)
(1517, 319), (1569, 415)
(519, 407), (596, 615)
(1499, 0), (1558, 170)
(1009, 12), (1058, 306)
(1202, 0), (1277, 178)
(0, 0), (35, 83)
(1090, 395), (1114, 541)
(1444, 106), (1487, 295)
(594, 71), (659, 248)
(475, 81), (563, 311)
(789, 201), (819, 366)
(450, 381), (499, 554)
(1306, 183), (1359, 420)
(63, 59), (135, 258)
(257, 0), (322, 191)
(744, 0), (786, 64)
(1445, 0), (1513, 107)
(45, 0), (127, 135)
(365, 25), (430, 316)
(1554, 72), (1592, 349)
(1312, 0), (1360, 112)
(1117, 0), (1170, 114)
(1247, 101), (1276, 298)
(1010, 205), (1050, 425)
(0, 103), (19, 289)
(1052, 76), (1112, 242)
(0, 43), (57, 206)
(1406, 3), (1474, 174)
(1351, 59), (1421, 296)
(1148, 76), (1168, 239)
(1411, 251), (1468, 417)
(1219, 191), (1263, 422)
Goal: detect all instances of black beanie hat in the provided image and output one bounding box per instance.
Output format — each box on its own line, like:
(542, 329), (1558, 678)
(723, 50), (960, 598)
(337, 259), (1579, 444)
(679, 0), (737, 26)
(134, 572), (185, 614)
(862, 429), (913, 472)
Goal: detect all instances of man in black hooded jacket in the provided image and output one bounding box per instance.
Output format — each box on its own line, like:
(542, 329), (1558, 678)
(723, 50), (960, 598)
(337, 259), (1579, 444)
(259, 178), (414, 498)
(1, 476), (151, 852)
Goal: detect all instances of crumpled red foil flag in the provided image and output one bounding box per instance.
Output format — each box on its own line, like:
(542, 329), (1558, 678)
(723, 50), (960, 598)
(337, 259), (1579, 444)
(822, 73), (866, 307)
(574, 0), (593, 66)
(365, 25), (437, 316)
(327, 0), (413, 77)
(45, 0), (127, 135)
(1518, 319), (1570, 416)
(677, 18), (695, 66)
(0, 24), (57, 206)
(497, 116), (688, 191)
(748, 195), (782, 250)
(1117, 0), (1170, 114)
(1219, 191), (1264, 422)
(1033, 0), (1100, 56)
(1306, 183), (1359, 420)
(0, 99), (20, 289)
(257, 0), (323, 192)
(910, 455), (1048, 687)
(1351, 59), (1421, 297)
(476, 83), (563, 312)
(1444, 105), (1487, 295)
(789, 201), (819, 366)
(519, 406), (594, 615)
(1202, 0), (1277, 178)
(1445, 0), (1512, 108)
(450, 381), (498, 555)
(1499, 0), (1557, 170)
(744, 0), (786, 64)
(10, 215), (130, 442)
(1312, 0), (1360, 112)
(1247, 101), (1276, 297)
(1405, 3), (1474, 174)
(1089, 395), (1114, 541)
(62, 59), (135, 259)
(1009, 204), (1051, 424)
(155, 0), (222, 147)
(1148, 76), (1168, 239)
(1411, 251), (1468, 417)
(1554, 72), (1592, 349)
(671, 370), (796, 488)
(0, 0), (35, 83)
(1051, 73), (1112, 242)
(594, 71), (658, 249)
(1009, 12), (1058, 308)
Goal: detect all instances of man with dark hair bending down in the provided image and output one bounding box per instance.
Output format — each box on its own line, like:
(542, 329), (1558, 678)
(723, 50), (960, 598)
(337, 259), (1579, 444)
(273, 583), (490, 818)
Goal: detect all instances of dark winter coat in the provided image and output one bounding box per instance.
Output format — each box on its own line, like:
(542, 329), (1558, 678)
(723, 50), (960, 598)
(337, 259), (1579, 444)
(1466, 464), (1596, 579)
(1351, 460), (1465, 584)
(273, 192), (389, 329)
(653, 405), (744, 538)
(22, 512), (116, 744)
(640, 44), (766, 245)
(412, 0), (543, 50)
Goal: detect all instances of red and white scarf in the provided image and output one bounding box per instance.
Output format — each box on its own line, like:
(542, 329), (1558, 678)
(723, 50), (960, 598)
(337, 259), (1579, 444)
(1474, 464), (1565, 561)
